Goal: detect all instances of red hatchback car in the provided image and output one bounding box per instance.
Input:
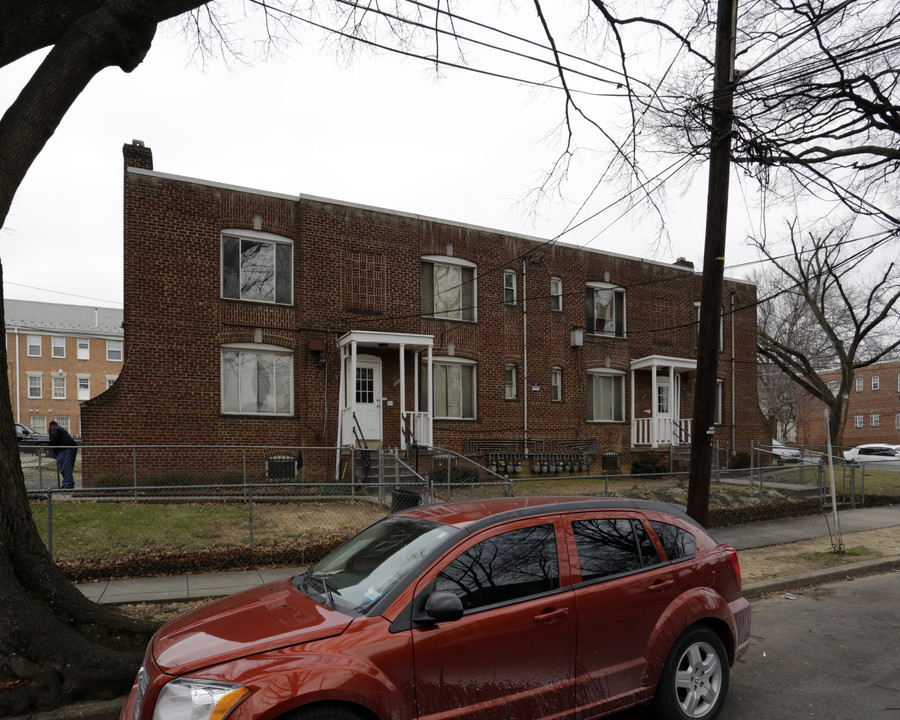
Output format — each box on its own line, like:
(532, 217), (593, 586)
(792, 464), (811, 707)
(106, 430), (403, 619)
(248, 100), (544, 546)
(122, 497), (750, 720)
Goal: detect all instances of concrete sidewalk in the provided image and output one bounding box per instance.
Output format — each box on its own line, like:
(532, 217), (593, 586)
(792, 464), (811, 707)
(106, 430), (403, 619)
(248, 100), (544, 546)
(74, 503), (900, 605)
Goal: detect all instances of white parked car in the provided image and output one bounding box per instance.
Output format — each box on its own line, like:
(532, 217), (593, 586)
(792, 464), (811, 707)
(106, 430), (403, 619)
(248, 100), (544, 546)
(771, 439), (802, 463)
(843, 443), (900, 469)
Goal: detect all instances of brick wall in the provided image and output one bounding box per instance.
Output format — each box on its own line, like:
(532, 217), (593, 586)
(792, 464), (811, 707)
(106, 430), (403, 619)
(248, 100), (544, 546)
(80, 142), (770, 484)
(797, 361), (900, 447)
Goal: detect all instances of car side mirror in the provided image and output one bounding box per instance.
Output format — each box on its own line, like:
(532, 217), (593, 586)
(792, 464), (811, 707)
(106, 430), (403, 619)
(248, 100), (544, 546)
(417, 591), (464, 624)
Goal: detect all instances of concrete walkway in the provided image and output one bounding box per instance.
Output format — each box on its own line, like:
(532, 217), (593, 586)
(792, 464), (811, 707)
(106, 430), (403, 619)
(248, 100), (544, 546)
(74, 503), (900, 605)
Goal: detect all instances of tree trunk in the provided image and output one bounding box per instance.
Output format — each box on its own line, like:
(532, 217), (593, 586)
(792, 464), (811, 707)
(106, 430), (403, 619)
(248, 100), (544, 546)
(0, 264), (158, 714)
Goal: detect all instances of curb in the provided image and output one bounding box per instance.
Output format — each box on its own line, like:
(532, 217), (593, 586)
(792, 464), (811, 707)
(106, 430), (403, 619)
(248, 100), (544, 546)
(742, 554), (900, 599)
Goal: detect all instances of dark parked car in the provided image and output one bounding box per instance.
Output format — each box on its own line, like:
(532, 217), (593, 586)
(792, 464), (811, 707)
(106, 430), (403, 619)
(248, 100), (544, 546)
(123, 497), (750, 720)
(15, 422), (50, 453)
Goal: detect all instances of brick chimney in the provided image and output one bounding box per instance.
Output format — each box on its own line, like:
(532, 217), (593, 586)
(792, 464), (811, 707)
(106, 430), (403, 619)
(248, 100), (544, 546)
(674, 257), (694, 269)
(123, 139), (153, 171)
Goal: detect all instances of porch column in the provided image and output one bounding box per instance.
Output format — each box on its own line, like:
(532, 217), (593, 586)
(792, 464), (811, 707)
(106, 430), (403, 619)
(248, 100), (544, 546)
(668, 364), (676, 445)
(651, 363), (658, 448)
(349, 340), (358, 444)
(630, 368), (636, 446)
(399, 343), (406, 447)
(427, 345), (434, 445)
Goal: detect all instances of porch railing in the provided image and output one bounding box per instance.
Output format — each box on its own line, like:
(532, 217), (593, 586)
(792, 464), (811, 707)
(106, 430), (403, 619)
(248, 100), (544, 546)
(632, 418), (692, 447)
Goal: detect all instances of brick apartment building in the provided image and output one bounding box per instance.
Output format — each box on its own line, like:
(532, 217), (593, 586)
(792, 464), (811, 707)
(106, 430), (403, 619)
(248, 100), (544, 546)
(5, 299), (123, 438)
(795, 360), (900, 447)
(79, 141), (769, 483)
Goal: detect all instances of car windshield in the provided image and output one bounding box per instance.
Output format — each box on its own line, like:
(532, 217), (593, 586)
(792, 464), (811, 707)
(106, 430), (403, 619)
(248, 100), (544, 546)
(300, 515), (459, 614)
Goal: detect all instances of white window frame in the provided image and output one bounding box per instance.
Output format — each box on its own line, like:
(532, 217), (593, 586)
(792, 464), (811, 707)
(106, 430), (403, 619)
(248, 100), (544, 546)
(551, 367), (562, 402)
(77, 338), (90, 360)
(221, 343), (294, 416)
(872, 375), (880, 390)
(856, 377), (863, 392)
(854, 414), (864, 428)
(27, 373), (42, 399)
(693, 302), (723, 350)
(221, 230), (294, 305)
(550, 277), (563, 312)
(106, 375), (118, 390)
(587, 369), (626, 423)
(586, 283), (626, 338)
(55, 416), (71, 433)
(77, 375), (91, 401)
(871, 413), (880, 428)
(503, 270), (517, 306)
(52, 375), (66, 400)
(428, 357), (477, 420)
(421, 256), (477, 322)
(106, 340), (123, 362)
(51, 336), (66, 358)
(827, 380), (840, 395)
(895, 413), (900, 431)
(27, 334), (41, 357)
(505, 364), (517, 399)
(715, 379), (724, 425)
(31, 416), (47, 434)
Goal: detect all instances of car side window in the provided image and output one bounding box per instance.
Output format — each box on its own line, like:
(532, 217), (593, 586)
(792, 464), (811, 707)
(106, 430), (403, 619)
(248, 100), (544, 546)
(650, 521), (696, 561)
(572, 518), (660, 582)
(434, 524), (559, 610)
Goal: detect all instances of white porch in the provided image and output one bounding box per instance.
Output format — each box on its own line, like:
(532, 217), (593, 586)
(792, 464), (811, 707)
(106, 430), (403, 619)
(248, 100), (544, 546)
(630, 355), (696, 448)
(336, 330), (434, 451)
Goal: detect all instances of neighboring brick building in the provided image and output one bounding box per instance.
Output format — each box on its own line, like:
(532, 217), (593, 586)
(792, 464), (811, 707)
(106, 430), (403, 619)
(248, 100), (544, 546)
(4, 299), (123, 438)
(80, 141), (768, 482)
(796, 361), (900, 447)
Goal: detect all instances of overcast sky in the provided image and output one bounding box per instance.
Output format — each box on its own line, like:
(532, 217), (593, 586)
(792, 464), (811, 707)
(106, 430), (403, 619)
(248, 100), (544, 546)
(0, 4), (771, 311)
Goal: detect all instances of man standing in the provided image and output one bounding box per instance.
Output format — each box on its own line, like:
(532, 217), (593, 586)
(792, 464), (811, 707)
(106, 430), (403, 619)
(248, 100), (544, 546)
(49, 421), (78, 489)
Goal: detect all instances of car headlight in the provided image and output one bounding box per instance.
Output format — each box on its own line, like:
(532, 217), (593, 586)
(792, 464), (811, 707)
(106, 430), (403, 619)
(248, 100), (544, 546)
(152, 678), (249, 720)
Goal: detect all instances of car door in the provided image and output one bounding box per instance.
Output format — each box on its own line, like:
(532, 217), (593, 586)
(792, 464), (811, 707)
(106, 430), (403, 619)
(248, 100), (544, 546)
(411, 517), (576, 720)
(566, 512), (682, 714)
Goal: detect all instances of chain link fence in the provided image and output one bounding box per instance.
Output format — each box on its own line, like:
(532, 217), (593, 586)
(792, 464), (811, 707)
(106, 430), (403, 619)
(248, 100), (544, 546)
(23, 443), (899, 582)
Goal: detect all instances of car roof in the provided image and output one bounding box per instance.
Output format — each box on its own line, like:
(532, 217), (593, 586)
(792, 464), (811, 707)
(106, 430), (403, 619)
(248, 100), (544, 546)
(853, 443), (900, 450)
(396, 496), (703, 533)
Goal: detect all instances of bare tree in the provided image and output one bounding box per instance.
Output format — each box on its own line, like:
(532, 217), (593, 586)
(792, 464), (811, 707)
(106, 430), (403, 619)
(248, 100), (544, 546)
(754, 221), (900, 448)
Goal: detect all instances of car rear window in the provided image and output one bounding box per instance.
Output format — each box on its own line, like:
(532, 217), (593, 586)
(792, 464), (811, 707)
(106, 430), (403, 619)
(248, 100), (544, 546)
(650, 521), (696, 561)
(572, 518), (661, 582)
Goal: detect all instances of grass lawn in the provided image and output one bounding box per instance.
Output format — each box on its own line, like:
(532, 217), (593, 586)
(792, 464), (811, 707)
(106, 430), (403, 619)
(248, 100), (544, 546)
(30, 500), (386, 562)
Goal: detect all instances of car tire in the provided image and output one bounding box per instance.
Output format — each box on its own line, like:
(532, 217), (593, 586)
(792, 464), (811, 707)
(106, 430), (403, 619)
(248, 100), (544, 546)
(651, 625), (729, 720)
(283, 705), (362, 720)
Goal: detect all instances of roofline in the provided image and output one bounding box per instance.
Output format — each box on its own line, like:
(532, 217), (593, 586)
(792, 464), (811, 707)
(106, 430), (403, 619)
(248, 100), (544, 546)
(127, 167), (756, 288)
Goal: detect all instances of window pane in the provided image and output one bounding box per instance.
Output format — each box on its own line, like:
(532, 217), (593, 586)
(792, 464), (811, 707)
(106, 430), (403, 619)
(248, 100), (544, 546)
(589, 374), (623, 421)
(434, 365), (448, 417)
(461, 267), (475, 321)
(435, 524), (559, 610)
(445, 364), (462, 418)
(222, 352), (239, 412)
(421, 263), (434, 316)
(275, 355), (292, 413)
(275, 243), (292, 304)
(461, 365), (474, 418)
(434, 264), (462, 318)
(222, 235), (240, 299)
(573, 518), (642, 581)
(255, 354), (275, 413)
(650, 521), (696, 560)
(240, 239), (276, 302)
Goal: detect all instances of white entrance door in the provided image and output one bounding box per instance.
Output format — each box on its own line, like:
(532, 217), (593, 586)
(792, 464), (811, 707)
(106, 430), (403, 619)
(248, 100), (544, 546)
(655, 378), (674, 444)
(350, 356), (383, 447)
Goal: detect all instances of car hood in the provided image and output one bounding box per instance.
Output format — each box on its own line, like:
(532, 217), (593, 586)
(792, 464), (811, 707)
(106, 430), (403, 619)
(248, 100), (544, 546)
(152, 577), (352, 675)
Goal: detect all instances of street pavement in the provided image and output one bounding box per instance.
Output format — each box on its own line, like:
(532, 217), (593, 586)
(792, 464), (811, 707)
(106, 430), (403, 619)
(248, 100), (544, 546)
(74, 503), (900, 605)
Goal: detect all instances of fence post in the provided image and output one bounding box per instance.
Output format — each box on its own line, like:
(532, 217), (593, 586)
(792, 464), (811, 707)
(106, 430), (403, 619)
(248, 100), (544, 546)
(248, 483), (255, 552)
(242, 447), (248, 489)
(46, 490), (53, 558)
(132, 445), (138, 500)
(504, 474), (511, 498)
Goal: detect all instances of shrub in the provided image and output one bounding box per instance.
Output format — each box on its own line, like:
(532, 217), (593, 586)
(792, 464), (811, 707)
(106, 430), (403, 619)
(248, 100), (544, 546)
(630, 458), (668, 475)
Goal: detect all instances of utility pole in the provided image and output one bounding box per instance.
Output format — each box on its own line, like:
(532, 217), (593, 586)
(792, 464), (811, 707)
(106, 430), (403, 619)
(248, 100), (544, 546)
(687, 0), (739, 525)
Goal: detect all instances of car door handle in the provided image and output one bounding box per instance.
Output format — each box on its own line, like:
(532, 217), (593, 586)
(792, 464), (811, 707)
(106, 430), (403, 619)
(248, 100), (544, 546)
(648, 579), (674, 592)
(534, 608), (569, 623)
